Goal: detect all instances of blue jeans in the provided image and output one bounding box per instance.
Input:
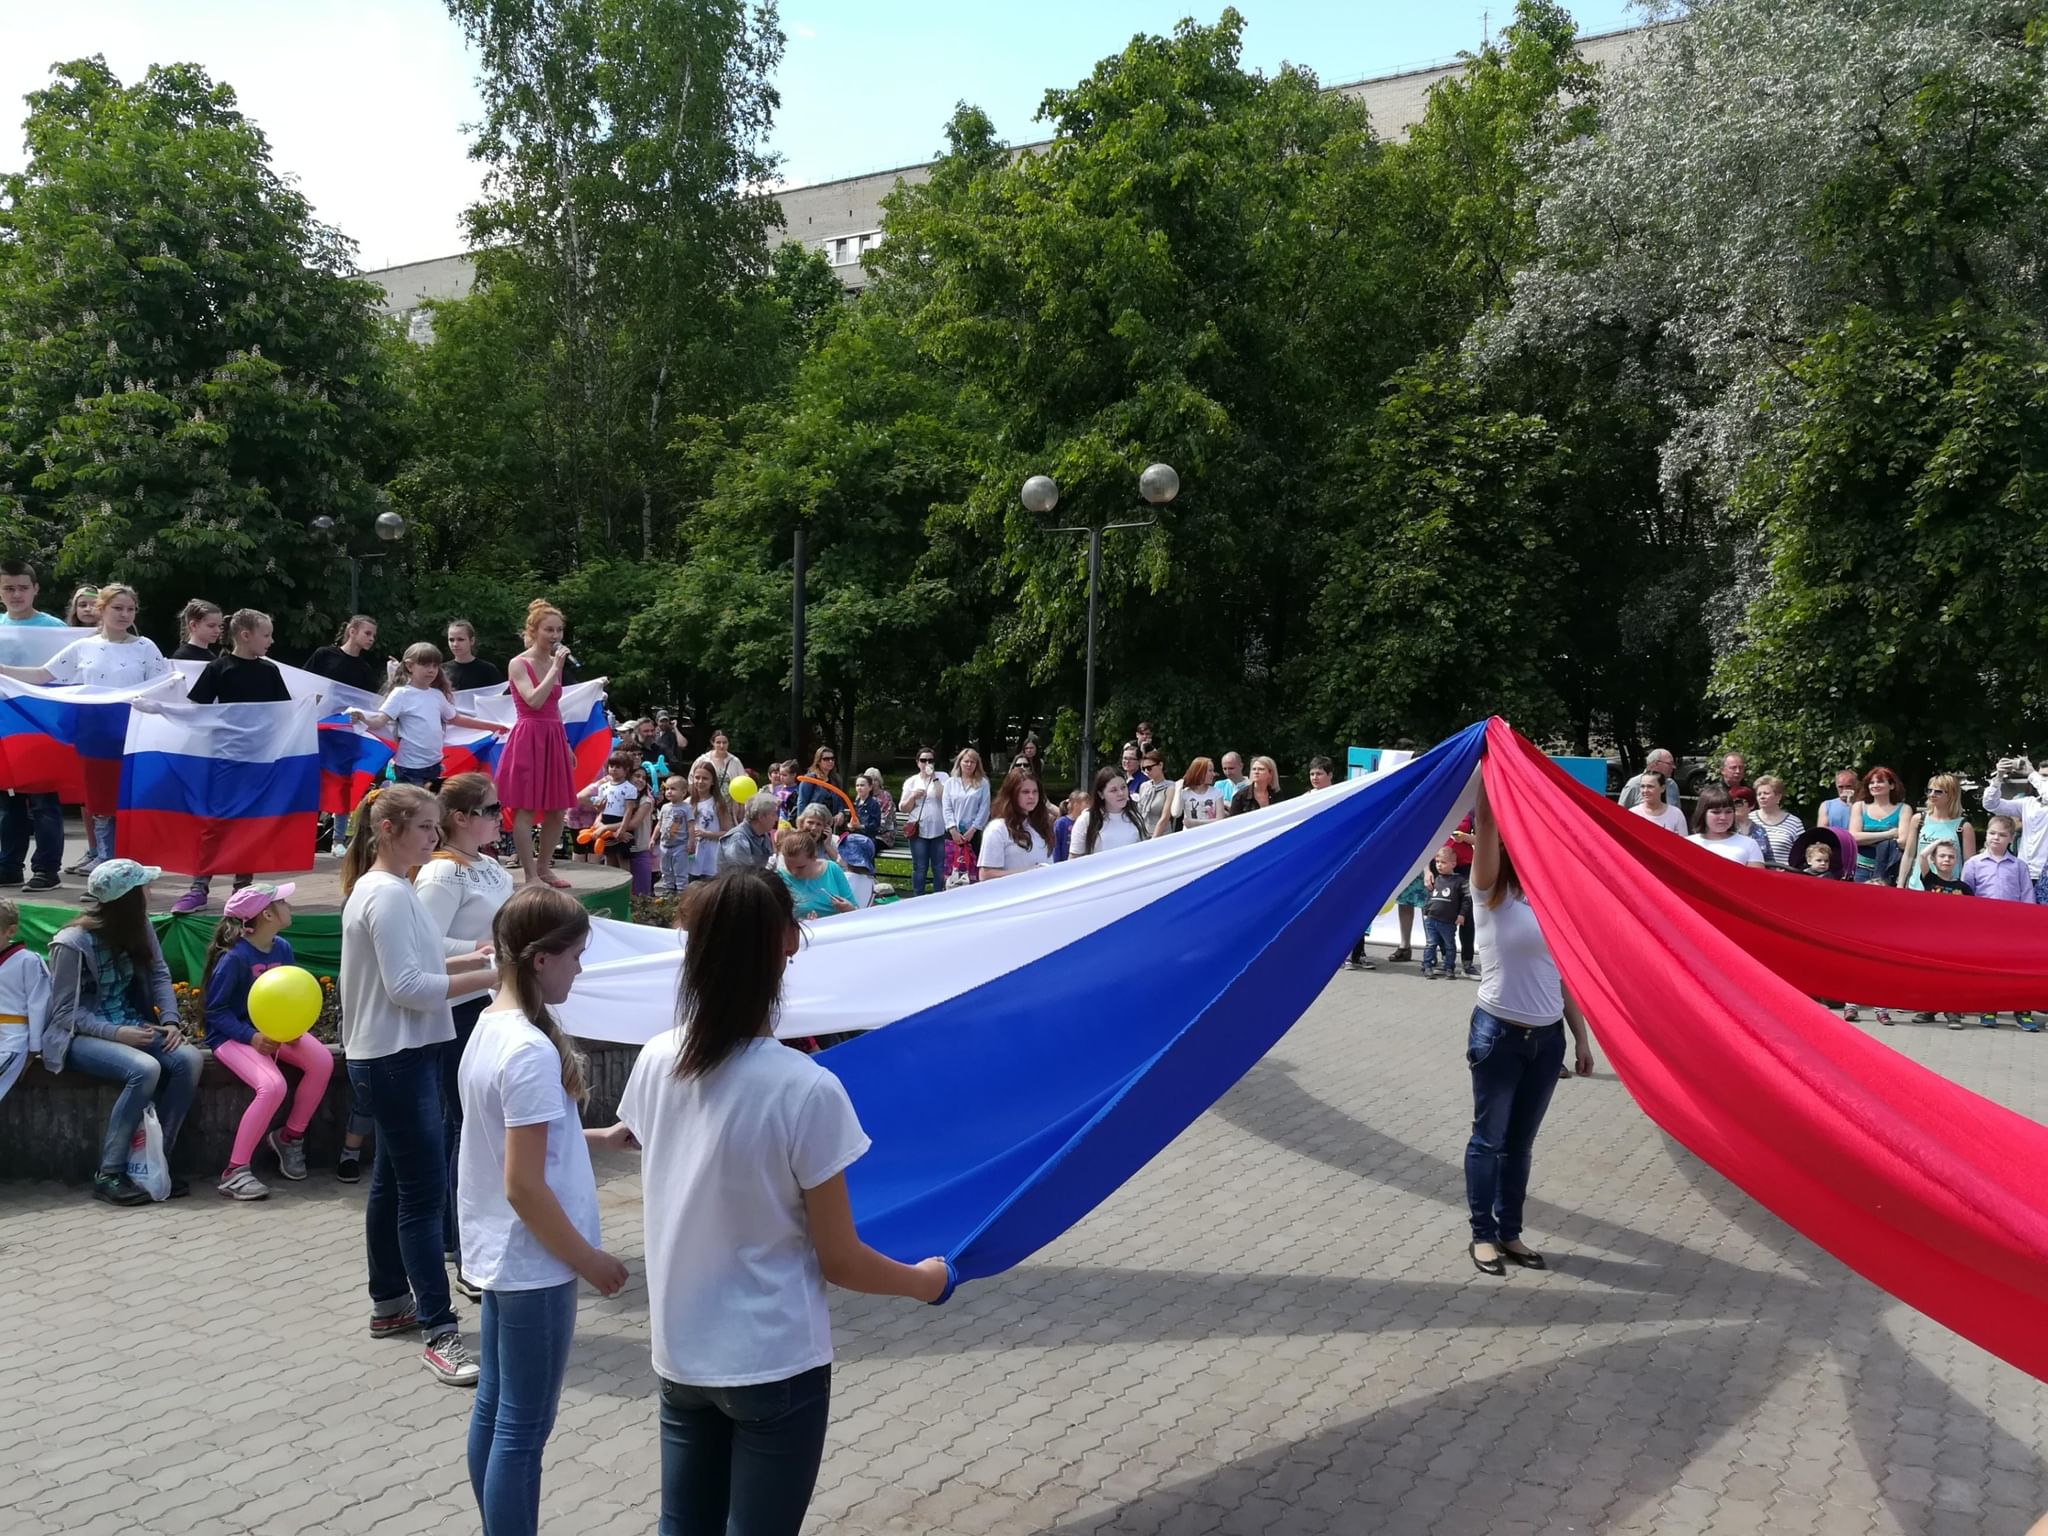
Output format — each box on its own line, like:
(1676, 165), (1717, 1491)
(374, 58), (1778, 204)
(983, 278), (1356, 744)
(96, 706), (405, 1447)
(346, 1047), (454, 1333)
(468, 1280), (578, 1536)
(908, 834), (945, 897)
(443, 997), (488, 1260)
(63, 1031), (204, 1173)
(1422, 917), (1458, 974)
(1464, 1008), (1565, 1245)
(0, 790), (61, 878)
(392, 763), (441, 789)
(658, 1364), (832, 1536)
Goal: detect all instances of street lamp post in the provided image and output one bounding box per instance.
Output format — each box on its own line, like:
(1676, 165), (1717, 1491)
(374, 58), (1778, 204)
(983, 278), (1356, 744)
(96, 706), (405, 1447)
(1022, 464), (1179, 788)
(311, 510), (407, 613)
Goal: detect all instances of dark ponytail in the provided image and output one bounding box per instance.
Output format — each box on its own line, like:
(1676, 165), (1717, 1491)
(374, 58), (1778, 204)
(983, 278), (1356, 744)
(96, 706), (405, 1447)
(671, 869), (796, 1080)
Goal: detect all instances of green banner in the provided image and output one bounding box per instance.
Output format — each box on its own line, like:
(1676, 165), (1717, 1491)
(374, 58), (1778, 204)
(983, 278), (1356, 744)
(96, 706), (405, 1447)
(13, 881), (632, 985)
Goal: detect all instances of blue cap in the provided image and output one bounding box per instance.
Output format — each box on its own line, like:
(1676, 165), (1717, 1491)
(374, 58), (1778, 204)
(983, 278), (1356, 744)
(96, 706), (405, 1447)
(838, 833), (877, 873)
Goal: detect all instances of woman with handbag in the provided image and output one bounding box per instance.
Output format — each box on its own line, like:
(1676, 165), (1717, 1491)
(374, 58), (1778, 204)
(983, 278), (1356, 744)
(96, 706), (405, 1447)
(40, 859), (204, 1205)
(898, 749), (949, 897)
(942, 749), (991, 885)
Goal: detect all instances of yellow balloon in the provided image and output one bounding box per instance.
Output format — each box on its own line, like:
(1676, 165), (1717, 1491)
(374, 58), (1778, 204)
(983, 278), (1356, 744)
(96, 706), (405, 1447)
(249, 965), (323, 1043)
(728, 774), (759, 805)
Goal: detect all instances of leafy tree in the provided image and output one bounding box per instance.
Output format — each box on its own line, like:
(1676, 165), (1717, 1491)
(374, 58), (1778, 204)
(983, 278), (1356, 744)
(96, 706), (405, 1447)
(1713, 307), (2048, 788)
(636, 305), (982, 764)
(445, 0), (788, 562)
(0, 58), (399, 649)
(867, 14), (1419, 772)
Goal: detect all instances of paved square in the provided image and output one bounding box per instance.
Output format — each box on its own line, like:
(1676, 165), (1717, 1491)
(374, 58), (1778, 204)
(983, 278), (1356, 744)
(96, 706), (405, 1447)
(3, 966), (2045, 1535)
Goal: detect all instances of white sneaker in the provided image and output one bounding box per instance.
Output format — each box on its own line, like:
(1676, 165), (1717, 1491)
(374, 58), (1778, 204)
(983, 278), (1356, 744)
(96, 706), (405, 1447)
(422, 1329), (480, 1387)
(452, 1270), (483, 1302)
(218, 1165), (270, 1201)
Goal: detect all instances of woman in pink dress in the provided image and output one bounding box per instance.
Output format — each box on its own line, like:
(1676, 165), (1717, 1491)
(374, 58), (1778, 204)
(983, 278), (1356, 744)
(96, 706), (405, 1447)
(496, 600), (577, 889)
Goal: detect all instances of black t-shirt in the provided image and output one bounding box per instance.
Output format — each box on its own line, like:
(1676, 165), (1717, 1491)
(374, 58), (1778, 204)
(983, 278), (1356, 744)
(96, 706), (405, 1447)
(1923, 874), (1972, 897)
(303, 644), (383, 696)
(171, 643), (216, 662)
(187, 655), (291, 705)
(445, 657), (502, 692)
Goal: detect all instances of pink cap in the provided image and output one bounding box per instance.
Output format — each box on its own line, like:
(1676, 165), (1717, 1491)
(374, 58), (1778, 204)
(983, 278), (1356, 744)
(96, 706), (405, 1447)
(224, 882), (297, 920)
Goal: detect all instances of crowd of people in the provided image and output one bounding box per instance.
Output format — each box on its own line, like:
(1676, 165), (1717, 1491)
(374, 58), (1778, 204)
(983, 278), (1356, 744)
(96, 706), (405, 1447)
(1617, 747), (2044, 1029)
(12, 570), (2043, 1532)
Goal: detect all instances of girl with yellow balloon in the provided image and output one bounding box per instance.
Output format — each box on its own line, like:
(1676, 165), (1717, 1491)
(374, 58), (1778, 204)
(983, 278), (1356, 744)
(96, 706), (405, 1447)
(201, 882), (333, 1201)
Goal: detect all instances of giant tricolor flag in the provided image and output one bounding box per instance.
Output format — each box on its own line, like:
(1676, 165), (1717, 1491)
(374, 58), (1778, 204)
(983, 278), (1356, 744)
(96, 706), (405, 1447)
(117, 696), (322, 875)
(0, 673), (184, 805)
(560, 722), (2048, 1381)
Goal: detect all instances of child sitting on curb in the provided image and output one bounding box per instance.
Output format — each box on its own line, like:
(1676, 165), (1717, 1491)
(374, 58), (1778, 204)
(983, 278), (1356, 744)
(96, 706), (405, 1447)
(203, 882), (334, 1199)
(0, 898), (50, 1110)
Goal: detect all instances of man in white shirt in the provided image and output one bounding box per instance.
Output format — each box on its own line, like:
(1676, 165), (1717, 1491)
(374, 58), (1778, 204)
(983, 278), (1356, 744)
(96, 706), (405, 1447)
(1983, 758), (2048, 903)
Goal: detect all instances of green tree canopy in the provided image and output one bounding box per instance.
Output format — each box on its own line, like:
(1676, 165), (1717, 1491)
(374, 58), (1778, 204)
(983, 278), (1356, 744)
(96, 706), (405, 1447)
(0, 57), (399, 648)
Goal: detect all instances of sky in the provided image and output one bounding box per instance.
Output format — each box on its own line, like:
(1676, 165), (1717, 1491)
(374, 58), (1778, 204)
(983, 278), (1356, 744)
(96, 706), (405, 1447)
(0, 0), (1643, 272)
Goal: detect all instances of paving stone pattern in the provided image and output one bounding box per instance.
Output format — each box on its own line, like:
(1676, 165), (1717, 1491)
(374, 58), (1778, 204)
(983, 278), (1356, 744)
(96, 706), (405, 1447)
(4, 967), (2045, 1535)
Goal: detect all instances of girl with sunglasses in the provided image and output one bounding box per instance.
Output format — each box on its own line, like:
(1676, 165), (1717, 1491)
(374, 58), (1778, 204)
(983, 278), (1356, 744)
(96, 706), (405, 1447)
(419, 773), (518, 1299)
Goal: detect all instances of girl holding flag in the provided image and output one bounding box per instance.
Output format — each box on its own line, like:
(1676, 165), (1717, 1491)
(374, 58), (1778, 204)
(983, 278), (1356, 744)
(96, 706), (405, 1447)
(347, 643), (505, 792)
(0, 583), (169, 873)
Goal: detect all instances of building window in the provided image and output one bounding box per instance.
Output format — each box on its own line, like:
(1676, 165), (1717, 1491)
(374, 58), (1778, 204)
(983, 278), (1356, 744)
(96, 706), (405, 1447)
(823, 230), (882, 267)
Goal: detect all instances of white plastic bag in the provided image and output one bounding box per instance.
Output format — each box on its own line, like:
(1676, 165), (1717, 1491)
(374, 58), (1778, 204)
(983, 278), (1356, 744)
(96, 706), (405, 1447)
(124, 1106), (171, 1201)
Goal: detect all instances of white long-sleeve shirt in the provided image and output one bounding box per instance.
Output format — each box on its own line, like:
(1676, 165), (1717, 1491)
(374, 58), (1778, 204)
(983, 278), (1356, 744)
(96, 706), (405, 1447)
(414, 851), (514, 1005)
(1982, 770), (2048, 879)
(340, 871), (456, 1061)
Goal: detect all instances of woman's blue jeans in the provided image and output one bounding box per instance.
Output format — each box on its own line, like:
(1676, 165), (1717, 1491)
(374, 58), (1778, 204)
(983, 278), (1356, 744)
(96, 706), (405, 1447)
(63, 1031), (203, 1173)
(658, 1364), (831, 1536)
(467, 1280), (578, 1536)
(908, 834), (945, 896)
(1464, 1008), (1565, 1245)
(346, 1046), (454, 1333)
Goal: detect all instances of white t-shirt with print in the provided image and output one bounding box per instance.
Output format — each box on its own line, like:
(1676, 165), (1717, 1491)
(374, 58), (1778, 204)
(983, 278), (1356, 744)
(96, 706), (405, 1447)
(977, 818), (1049, 873)
(1471, 883), (1564, 1027)
(618, 1032), (870, 1387)
(457, 1009), (601, 1292)
(594, 777), (640, 820)
(1173, 782), (1227, 830)
(43, 633), (168, 690)
(686, 796), (723, 878)
(378, 686), (457, 770)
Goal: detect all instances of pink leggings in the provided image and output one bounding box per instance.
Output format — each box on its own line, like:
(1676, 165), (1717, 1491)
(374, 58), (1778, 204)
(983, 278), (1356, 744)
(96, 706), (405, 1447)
(214, 1036), (334, 1170)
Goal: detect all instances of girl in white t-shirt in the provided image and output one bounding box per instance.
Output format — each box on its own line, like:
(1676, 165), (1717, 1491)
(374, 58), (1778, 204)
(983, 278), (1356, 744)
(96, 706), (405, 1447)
(1069, 765), (1150, 858)
(682, 761), (731, 883)
(0, 582), (169, 871)
(617, 869), (949, 1534)
(348, 642), (504, 789)
(1687, 786), (1764, 866)
(1160, 755), (1227, 836)
(976, 769), (1056, 878)
(460, 886), (630, 1536)
(1627, 769), (1687, 835)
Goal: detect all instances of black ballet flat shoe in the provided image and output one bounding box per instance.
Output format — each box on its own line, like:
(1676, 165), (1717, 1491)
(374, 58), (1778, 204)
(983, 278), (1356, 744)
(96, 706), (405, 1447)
(1469, 1242), (1507, 1277)
(1500, 1245), (1547, 1271)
